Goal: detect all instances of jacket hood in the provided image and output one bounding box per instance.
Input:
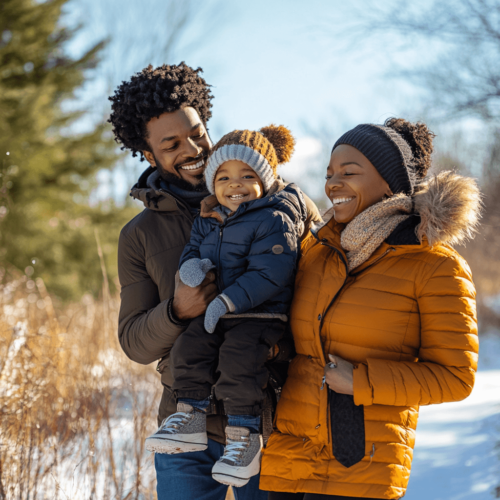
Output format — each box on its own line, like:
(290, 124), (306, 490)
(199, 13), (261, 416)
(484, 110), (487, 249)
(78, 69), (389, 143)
(129, 167), (185, 212)
(415, 170), (482, 247)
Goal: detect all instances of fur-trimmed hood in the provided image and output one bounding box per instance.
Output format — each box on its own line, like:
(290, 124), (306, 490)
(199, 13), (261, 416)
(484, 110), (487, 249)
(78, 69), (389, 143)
(415, 170), (482, 247)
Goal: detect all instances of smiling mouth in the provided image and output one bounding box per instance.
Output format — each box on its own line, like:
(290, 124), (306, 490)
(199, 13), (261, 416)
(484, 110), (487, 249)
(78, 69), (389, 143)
(227, 194), (248, 202)
(179, 158), (205, 172)
(331, 196), (354, 206)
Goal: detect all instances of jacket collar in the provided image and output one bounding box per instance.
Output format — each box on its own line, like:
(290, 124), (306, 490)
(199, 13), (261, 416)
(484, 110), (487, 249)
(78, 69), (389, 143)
(199, 178), (290, 224)
(312, 170), (481, 273)
(130, 167), (187, 213)
(313, 207), (427, 275)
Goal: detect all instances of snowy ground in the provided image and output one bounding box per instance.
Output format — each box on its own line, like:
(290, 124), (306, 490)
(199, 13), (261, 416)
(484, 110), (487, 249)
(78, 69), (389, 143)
(34, 333), (500, 499)
(406, 332), (500, 500)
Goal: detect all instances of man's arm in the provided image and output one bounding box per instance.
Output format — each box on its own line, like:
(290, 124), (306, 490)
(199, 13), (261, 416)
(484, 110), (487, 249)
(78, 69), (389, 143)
(117, 227), (217, 365)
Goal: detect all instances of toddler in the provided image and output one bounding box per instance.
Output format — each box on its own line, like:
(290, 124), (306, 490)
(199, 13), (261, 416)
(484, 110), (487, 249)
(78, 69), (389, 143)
(145, 125), (306, 487)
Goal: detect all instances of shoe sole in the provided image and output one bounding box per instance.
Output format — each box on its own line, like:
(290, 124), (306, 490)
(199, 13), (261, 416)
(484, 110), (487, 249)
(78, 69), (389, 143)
(212, 473), (251, 487)
(145, 436), (208, 455)
(212, 447), (261, 487)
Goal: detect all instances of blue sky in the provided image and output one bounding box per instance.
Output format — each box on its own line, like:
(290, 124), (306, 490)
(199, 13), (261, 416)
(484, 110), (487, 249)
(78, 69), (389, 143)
(66, 0), (466, 203)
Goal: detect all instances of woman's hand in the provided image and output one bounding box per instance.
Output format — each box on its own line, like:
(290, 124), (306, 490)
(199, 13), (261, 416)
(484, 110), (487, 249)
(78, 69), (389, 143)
(324, 353), (354, 395)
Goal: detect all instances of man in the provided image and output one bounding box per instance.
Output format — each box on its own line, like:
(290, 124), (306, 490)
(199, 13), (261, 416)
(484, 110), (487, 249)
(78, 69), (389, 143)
(109, 62), (321, 500)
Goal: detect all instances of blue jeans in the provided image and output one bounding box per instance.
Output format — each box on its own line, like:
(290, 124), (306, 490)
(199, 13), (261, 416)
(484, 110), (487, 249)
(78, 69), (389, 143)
(155, 438), (268, 500)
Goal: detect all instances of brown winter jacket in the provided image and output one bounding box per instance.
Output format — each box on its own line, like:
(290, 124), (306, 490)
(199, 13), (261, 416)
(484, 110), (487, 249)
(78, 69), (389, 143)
(260, 171), (481, 498)
(117, 167), (322, 443)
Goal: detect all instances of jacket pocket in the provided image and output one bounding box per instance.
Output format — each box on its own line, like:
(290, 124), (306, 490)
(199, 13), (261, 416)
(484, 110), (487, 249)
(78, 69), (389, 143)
(157, 355), (175, 388)
(156, 354), (170, 374)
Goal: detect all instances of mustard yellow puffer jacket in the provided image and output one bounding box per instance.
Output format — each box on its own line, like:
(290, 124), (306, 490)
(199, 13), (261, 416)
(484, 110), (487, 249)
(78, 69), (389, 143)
(261, 172), (480, 499)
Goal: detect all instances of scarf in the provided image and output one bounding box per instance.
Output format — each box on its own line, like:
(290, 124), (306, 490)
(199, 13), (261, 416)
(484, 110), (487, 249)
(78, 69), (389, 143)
(159, 179), (209, 216)
(340, 194), (413, 271)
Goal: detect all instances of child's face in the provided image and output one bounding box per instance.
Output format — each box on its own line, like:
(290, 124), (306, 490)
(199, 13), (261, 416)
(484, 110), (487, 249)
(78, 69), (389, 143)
(214, 160), (264, 212)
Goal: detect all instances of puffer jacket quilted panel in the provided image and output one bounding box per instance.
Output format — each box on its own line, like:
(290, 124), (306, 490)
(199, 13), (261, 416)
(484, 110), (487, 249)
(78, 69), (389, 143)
(261, 172), (480, 499)
(179, 183), (307, 315)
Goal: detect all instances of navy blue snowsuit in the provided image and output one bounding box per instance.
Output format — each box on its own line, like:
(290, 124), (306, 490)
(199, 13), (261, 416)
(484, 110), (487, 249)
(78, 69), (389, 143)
(171, 183), (307, 416)
(179, 183), (306, 315)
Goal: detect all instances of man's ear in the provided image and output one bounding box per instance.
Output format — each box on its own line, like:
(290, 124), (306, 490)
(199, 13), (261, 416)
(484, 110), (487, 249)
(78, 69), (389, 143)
(143, 151), (156, 167)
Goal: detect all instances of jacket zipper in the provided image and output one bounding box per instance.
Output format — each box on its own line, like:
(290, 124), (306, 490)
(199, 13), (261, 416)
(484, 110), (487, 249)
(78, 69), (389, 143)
(216, 225), (225, 291)
(312, 235), (395, 453)
(317, 243), (395, 388)
(318, 240), (349, 389)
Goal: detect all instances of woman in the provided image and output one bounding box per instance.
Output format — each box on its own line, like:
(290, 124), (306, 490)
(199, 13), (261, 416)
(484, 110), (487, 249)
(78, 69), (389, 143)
(260, 118), (481, 499)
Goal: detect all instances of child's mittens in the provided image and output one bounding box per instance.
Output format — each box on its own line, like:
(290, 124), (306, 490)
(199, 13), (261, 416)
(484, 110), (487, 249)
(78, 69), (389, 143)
(204, 296), (228, 333)
(179, 258), (215, 287)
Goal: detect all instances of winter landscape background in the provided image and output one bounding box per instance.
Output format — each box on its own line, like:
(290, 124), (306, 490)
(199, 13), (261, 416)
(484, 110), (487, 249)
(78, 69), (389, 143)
(1, 0), (500, 498)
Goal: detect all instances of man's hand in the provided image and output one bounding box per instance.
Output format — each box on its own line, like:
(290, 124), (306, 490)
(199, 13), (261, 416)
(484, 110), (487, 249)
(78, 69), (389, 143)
(324, 353), (354, 395)
(172, 270), (218, 320)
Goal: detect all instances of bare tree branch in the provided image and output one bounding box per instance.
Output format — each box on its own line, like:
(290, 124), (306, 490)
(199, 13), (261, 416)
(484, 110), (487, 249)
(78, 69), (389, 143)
(322, 0), (500, 123)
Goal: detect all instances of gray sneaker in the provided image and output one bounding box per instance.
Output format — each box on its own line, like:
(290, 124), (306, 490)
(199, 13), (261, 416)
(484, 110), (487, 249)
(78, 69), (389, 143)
(145, 402), (208, 454)
(212, 426), (263, 487)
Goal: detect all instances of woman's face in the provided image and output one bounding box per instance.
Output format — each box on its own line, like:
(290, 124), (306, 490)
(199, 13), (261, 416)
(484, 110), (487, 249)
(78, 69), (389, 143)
(325, 144), (393, 224)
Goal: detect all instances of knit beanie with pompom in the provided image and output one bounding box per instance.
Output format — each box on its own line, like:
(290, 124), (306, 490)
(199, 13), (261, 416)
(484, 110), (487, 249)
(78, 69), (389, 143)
(204, 124), (295, 195)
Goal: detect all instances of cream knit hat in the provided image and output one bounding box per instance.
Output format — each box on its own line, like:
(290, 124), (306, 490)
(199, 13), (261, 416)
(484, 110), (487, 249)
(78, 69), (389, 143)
(204, 125), (295, 194)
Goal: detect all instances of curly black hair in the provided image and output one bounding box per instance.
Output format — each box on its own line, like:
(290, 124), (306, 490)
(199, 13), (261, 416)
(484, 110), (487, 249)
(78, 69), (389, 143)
(384, 117), (436, 179)
(108, 62), (213, 160)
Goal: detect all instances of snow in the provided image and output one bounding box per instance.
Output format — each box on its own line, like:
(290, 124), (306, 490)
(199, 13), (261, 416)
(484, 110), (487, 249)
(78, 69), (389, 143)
(406, 333), (500, 499)
(19, 333), (500, 498)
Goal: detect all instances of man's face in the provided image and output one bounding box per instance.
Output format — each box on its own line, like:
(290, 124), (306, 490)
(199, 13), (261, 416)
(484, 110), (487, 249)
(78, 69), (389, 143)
(143, 107), (212, 190)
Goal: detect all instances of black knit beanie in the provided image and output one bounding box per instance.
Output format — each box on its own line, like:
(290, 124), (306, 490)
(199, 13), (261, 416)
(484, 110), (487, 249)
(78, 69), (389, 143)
(332, 124), (415, 195)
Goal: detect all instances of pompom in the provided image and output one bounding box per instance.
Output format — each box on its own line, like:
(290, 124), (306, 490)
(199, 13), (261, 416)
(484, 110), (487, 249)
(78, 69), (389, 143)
(259, 124), (295, 164)
(384, 118), (436, 179)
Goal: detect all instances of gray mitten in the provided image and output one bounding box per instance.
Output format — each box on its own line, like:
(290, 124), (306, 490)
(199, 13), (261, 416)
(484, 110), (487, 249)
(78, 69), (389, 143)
(204, 296), (228, 334)
(179, 258), (215, 287)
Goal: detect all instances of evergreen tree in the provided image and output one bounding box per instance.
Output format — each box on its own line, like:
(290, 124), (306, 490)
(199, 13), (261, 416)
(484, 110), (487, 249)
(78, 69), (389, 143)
(0, 0), (137, 299)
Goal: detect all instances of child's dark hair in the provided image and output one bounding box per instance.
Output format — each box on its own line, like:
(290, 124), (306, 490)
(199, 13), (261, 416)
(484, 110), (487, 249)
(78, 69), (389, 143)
(384, 117), (436, 179)
(108, 62), (213, 160)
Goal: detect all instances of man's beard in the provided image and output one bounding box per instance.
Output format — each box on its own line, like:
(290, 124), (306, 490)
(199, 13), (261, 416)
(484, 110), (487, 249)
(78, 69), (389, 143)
(154, 153), (209, 193)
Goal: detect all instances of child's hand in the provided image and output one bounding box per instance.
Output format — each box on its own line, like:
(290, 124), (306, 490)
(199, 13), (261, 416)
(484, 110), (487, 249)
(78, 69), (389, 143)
(204, 296), (228, 333)
(179, 258), (215, 287)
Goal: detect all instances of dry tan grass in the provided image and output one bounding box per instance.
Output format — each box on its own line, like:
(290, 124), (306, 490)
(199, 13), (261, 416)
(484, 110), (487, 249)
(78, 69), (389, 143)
(0, 264), (237, 499)
(0, 265), (161, 499)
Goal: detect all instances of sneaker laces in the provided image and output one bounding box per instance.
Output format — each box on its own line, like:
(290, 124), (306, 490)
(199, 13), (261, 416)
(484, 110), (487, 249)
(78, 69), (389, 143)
(222, 436), (250, 465)
(159, 412), (191, 434)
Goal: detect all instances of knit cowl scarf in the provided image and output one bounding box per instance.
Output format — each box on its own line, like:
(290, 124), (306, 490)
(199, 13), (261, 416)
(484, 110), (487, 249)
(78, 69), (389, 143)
(340, 193), (413, 271)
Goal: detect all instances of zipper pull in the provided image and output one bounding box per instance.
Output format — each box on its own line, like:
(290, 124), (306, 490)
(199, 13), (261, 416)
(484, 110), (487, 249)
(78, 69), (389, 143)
(320, 375), (326, 390)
